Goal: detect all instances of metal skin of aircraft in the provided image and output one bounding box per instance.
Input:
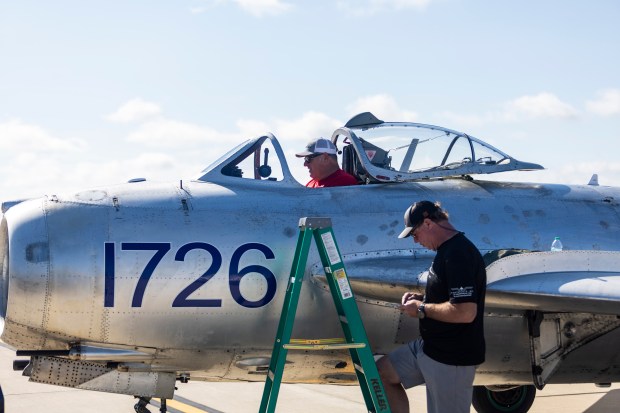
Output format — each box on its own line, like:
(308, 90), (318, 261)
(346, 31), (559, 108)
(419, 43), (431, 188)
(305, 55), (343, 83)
(1, 112), (619, 413)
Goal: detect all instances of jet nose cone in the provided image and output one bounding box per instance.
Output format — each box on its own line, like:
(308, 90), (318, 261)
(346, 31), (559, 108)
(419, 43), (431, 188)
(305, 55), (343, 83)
(0, 218), (8, 321)
(0, 217), (8, 334)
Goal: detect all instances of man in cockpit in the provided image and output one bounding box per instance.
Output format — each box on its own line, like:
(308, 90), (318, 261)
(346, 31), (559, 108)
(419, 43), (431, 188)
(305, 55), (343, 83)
(296, 138), (358, 187)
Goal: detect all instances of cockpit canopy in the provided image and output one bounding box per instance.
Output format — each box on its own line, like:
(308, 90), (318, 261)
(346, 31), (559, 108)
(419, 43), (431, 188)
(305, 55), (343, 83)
(195, 112), (543, 185)
(333, 112), (543, 184)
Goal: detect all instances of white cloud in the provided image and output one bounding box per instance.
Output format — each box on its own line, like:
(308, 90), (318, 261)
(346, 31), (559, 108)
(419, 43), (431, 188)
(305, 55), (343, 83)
(586, 89), (620, 116)
(556, 161), (620, 186)
(0, 150), (197, 200)
(190, 7), (207, 14)
(232, 111), (342, 149)
(0, 119), (84, 152)
(189, 0), (226, 14)
(433, 92), (584, 129)
(236, 119), (271, 137)
(190, 0), (292, 17)
(126, 153), (178, 174)
(273, 111), (342, 143)
(74, 153), (180, 184)
(346, 94), (419, 122)
(432, 111), (486, 129)
(233, 0), (292, 17)
(126, 119), (228, 147)
(0, 154), (66, 198)
(505, 93), (579, 119)
(106, 98), (162, 124)
(338, 0), (430, 16)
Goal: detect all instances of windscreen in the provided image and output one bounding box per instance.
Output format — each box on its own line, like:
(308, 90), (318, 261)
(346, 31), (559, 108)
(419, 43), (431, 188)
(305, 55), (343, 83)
(351, 124), (508, 173)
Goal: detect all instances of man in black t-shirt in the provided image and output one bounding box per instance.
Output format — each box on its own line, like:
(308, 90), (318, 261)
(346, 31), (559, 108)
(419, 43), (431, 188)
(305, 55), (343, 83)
(377, 200), (486, 413)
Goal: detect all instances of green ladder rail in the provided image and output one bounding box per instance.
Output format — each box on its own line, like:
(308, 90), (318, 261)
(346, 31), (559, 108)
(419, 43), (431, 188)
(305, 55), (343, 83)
(258, 217), (391, 413)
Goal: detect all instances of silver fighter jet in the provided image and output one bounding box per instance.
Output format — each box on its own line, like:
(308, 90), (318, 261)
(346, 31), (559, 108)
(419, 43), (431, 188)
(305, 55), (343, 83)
(1, 112), (619, 413)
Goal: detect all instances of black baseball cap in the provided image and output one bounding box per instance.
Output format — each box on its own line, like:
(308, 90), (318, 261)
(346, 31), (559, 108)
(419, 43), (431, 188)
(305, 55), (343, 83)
(398, 201), (441, 239)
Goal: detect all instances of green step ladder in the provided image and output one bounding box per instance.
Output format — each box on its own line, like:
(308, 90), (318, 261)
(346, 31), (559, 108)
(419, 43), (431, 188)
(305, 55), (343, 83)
(259, 217), (391, 413)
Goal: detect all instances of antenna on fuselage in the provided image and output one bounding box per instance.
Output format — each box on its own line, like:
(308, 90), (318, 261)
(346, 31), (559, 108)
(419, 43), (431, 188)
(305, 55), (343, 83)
(588, 174), (599, 186)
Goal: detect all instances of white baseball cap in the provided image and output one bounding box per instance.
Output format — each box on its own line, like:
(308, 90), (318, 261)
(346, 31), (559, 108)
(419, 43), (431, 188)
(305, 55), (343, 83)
(295, 138), (337, 157)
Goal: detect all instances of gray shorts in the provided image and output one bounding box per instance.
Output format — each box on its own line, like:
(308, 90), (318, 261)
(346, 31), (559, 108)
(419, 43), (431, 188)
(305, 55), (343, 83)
(388, 338), (476, 413)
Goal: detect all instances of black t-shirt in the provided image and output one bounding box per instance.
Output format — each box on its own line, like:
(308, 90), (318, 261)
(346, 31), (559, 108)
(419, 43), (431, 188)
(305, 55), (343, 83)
(420, 232), (486, 366)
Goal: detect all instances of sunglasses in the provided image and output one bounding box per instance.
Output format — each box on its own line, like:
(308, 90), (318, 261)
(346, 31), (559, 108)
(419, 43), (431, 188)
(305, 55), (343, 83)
(304, 153), (323, 163)
(411, 223), (424, 238)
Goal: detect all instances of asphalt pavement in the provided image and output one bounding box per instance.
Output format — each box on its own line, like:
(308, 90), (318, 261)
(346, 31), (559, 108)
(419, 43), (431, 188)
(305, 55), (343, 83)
(1, 345), (618, 412)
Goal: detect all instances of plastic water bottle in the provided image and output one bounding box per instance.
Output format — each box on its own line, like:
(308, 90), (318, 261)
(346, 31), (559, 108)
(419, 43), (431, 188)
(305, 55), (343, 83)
(551, 237), (563, 252)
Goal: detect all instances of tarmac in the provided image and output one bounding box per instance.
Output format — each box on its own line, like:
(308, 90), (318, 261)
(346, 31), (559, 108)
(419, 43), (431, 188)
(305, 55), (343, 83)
(1, 345), (618, 413)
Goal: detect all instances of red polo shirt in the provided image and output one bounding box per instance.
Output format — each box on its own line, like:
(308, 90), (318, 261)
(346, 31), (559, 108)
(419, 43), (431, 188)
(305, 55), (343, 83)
(306, 169), (358, 188)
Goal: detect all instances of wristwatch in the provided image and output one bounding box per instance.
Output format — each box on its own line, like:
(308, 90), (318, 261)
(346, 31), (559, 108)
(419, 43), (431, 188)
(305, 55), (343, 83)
(417, 303), (426, 319)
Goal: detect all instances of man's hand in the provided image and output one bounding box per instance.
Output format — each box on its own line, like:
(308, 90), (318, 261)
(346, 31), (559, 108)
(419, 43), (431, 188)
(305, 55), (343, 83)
(401, 292), (424, 305)
(400, 291), (424, 318)
(400, 299), (422, 317)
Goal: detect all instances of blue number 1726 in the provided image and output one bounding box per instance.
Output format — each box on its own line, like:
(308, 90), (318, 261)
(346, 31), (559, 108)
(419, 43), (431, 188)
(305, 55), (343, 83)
(104, 241), (277, 308)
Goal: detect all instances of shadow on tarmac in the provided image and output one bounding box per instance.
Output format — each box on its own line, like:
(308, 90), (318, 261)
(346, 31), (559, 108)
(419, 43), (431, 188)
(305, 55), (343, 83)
(584, 388), (620, 413)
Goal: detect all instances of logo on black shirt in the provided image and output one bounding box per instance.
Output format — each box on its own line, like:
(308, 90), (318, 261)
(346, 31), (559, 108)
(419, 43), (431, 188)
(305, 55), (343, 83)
(451, 286), (474, 298)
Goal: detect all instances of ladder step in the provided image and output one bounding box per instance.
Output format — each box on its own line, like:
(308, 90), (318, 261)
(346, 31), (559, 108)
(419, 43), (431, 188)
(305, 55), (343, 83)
(283, 342), (366, 350)
(284, 338), (366, 350)
(289, 338), (347, 345)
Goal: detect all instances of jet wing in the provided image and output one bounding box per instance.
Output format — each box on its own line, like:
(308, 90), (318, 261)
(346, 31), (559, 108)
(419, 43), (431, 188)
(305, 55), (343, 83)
(313, 250), (620, 315)
(484, 250), (620, 315)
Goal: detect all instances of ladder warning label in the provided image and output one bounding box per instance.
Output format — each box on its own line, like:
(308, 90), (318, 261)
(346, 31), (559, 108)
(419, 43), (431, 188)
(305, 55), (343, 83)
(321, 232), (341, 265)
(333, 269), (353, 300)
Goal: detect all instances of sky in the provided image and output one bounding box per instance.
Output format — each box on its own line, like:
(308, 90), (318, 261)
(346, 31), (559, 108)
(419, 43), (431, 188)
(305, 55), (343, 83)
(1, 0), (619, 201)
